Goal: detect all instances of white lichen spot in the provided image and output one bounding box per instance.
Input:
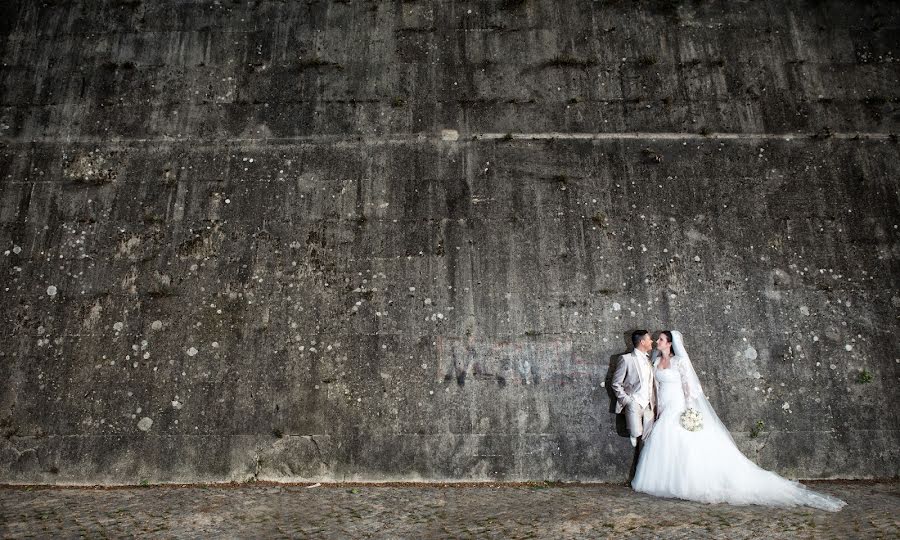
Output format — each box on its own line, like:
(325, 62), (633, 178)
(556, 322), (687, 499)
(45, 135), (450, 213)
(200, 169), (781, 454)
(151, 320), (163, 331)
(799, 306), (810, 316)
(46, 285), (58, 297)
(13, 245), (22, 254)
(782, 402), (790, 410)
(137, 417), (153, 431)
(693, 256), (701, 262)
(187, 346), (199, 356)
(612, 302), (621, 311)
(113, 321), (124, 332)
(844, 344), (853, 352)
(744, 346), (758, 360)
(171, 400), (183, 409)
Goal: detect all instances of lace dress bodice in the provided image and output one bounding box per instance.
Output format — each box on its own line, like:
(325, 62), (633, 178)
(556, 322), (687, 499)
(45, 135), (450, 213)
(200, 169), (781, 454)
(654, 366), (685, 416)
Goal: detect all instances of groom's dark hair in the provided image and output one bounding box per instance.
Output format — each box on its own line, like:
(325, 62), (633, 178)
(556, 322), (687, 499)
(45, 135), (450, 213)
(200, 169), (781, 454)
(631, 330), (649, 349)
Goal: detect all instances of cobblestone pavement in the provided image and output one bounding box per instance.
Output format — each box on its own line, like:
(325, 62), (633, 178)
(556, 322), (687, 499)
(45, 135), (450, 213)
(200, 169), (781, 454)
(0, 481), (896, 539)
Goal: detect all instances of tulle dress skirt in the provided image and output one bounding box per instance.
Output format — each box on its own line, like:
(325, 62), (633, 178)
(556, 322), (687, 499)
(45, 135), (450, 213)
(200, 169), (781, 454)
(631, 367), (845, 512)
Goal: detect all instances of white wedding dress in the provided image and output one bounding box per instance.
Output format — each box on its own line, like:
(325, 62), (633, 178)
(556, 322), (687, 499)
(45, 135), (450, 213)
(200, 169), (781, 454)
(631, 331), (846, 511)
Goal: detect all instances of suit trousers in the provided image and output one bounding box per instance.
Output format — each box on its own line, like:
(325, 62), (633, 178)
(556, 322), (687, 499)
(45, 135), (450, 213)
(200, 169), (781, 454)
(625, 400), (654, 438)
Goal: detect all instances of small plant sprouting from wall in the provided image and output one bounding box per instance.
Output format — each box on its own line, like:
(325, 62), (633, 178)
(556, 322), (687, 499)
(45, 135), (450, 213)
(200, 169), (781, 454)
(750, 420), (765, 439)
(856, 369), (874, 384)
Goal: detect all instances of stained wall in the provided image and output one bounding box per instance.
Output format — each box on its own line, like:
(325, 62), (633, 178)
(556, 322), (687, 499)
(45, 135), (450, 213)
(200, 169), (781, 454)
(0, 0), (897, 484)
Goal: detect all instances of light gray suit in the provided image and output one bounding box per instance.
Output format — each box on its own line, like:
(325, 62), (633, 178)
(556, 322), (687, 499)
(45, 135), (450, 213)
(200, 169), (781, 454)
(611, 349), (656, 438)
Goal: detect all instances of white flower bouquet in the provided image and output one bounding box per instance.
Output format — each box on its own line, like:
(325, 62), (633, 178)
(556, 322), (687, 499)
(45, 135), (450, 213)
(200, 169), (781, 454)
(680, 408), (703, 432)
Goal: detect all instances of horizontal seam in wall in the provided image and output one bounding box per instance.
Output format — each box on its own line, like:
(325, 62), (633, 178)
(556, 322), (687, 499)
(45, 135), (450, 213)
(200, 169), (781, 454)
(0, 132), (894, 146)
(3, 429), (898, 440)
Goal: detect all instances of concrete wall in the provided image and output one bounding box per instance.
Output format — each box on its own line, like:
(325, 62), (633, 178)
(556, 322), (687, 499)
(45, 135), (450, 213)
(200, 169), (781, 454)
(0, 0), (897, 484)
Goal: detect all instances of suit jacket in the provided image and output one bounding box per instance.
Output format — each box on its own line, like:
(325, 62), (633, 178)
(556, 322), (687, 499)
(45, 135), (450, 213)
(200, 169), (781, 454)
(611, 349), (656, 414)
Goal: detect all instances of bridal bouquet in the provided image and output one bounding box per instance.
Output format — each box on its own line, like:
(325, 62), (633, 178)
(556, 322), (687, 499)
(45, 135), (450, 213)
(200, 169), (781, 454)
(680, 408), (703, 432)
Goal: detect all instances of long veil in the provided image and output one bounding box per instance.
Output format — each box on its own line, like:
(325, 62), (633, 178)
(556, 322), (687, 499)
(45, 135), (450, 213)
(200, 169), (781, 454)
(669, 330), (736, 444)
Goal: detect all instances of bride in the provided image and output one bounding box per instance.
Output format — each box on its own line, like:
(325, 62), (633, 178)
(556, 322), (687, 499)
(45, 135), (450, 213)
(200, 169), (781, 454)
(631, 330), (846, 511)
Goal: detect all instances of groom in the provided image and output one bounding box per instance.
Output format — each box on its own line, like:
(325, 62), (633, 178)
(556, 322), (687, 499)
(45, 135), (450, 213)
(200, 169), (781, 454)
(612, 329), (656, 447)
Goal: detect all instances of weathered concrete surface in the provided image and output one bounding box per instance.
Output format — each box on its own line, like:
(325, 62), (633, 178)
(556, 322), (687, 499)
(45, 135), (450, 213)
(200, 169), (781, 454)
(1, 481), (897, 539)
(0, 1), (898, 484)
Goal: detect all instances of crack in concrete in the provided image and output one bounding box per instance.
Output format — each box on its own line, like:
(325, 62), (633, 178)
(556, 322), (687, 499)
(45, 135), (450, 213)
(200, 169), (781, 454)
(252, 452), (261, 481)
(7, 446), (37, 460)
(306, 436), (328, 469)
